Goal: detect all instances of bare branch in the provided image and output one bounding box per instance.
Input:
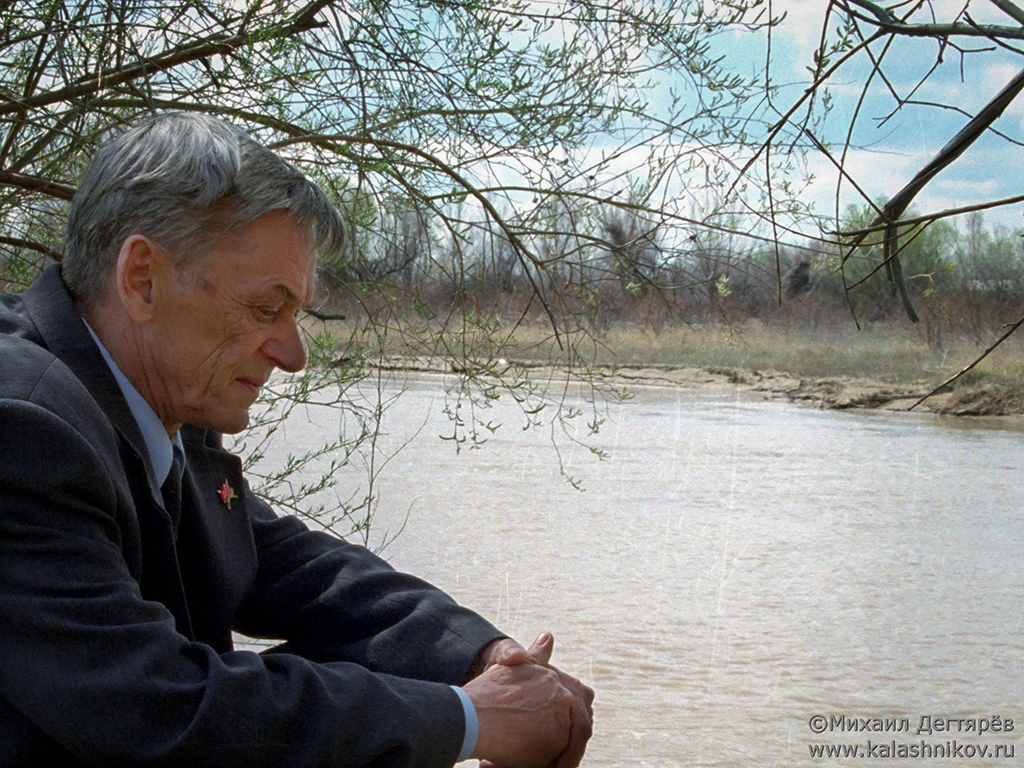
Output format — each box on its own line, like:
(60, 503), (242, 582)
(0, 235), (63, 261)
(843, 0), (1024, 39)
(848, 63), (1024, 236)
(0, 4), (326, 118)
(991, 0), (1024, 27)
(0, 169), (75, 199)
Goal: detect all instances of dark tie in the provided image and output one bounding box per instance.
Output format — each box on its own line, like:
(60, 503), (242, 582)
(161, 452), (184, 531)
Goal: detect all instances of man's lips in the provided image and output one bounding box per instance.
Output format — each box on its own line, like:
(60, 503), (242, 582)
(237, 377), (266, 395)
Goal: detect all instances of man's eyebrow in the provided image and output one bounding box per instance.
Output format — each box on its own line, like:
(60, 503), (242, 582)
(264, 284), (304, 304)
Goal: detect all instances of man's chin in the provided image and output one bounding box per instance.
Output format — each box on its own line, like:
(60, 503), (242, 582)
(218, 411), (251, 434)
(190, 408), (251, 435)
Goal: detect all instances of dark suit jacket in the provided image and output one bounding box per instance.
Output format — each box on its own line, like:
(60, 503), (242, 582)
(0, 266), (503, 767)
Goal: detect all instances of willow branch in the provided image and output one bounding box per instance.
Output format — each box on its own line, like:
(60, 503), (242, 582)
(844, 0), (1024, 39)
(275, 130), (565, 349)
(0, 1), (329, 118)
(839, 193), (1024, 237)
(0, 235), (63, 261)
(726, 28), (886, 202)
(991, 0), (1024, 26)
(0, 170), (75, 199)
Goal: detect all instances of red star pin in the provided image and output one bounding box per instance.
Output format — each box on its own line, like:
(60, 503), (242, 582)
(218, 481), (238, 509)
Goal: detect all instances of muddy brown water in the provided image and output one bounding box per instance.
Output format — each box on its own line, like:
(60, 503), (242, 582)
(252, 372), (1024, 766)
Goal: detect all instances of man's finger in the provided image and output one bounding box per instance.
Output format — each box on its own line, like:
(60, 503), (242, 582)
(526, 632), (554, 666)
(478, 637), (529, 670)
(554, 692), (594, 768)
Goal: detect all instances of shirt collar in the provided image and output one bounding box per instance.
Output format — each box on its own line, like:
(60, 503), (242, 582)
(82, 321), (184, 486)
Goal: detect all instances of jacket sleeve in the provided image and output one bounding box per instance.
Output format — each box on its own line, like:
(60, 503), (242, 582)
(0, 351), (480, 768)
(234, 491), (505, 684)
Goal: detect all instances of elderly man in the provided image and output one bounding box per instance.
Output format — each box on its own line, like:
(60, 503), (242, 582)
(0, 113), (593, 767)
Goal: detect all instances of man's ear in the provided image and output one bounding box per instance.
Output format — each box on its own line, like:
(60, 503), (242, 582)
(116, 235), (168, 323)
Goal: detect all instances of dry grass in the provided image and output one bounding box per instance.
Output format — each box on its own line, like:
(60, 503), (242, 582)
(504, 320), (1024, 387)
(312, 312), (1024, 396)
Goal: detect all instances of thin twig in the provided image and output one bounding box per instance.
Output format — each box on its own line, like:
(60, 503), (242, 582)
(909, 314), (1024, 410)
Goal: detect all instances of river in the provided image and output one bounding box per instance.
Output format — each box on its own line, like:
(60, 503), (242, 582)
(255, 371), (1024, 766)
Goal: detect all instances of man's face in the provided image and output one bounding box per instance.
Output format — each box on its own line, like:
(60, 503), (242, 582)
(145, 210), (315, 434)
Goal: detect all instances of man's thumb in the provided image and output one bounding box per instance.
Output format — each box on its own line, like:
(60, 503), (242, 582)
(526, 632), (554, 665)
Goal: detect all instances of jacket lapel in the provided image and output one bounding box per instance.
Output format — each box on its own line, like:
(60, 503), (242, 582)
(21, 266), (154, 478)
(20, 266), (197, 639)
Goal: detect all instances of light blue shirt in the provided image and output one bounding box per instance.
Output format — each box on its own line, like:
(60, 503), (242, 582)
(83, 320), (477, 761)
(83, 322), (182, 486)
(452, 686), (478, 761)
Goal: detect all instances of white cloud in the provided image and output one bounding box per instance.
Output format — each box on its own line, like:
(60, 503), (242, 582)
(796, 139), (1024, 233)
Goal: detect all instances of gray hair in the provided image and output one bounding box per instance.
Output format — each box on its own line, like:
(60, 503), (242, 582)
(63, 112), (345, 305)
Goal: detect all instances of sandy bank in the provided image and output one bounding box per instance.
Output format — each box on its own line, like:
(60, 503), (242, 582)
(362, 356), (1024, 419)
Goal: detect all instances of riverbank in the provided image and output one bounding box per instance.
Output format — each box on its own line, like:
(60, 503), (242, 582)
(357, 354), (1024, 419)
(591, 363), (1024, 417)
(319, 317), (1024, 417)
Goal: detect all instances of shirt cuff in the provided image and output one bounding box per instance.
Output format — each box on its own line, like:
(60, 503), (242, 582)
(450, 685), (479, 762)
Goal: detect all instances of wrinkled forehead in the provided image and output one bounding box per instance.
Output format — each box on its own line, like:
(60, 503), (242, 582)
(198, 209), (317, 297)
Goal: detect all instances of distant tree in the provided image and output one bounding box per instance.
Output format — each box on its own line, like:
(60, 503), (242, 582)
(833, 202), (955, 314)
(598, 205), (662, 294)
(949, 212), (1024, 345)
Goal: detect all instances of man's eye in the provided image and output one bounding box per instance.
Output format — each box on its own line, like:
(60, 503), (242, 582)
(256, 306), (279, 321)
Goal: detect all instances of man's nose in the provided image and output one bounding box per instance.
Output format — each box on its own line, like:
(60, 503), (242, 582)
(262, 315), (306, 372)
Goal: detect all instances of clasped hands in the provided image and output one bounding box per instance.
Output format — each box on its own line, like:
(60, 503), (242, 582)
(463, 633), (594, 768)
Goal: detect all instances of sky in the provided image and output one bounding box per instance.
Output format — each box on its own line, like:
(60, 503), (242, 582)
(429, 0), (1024, 253)
(761, 0), (1024, 236)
